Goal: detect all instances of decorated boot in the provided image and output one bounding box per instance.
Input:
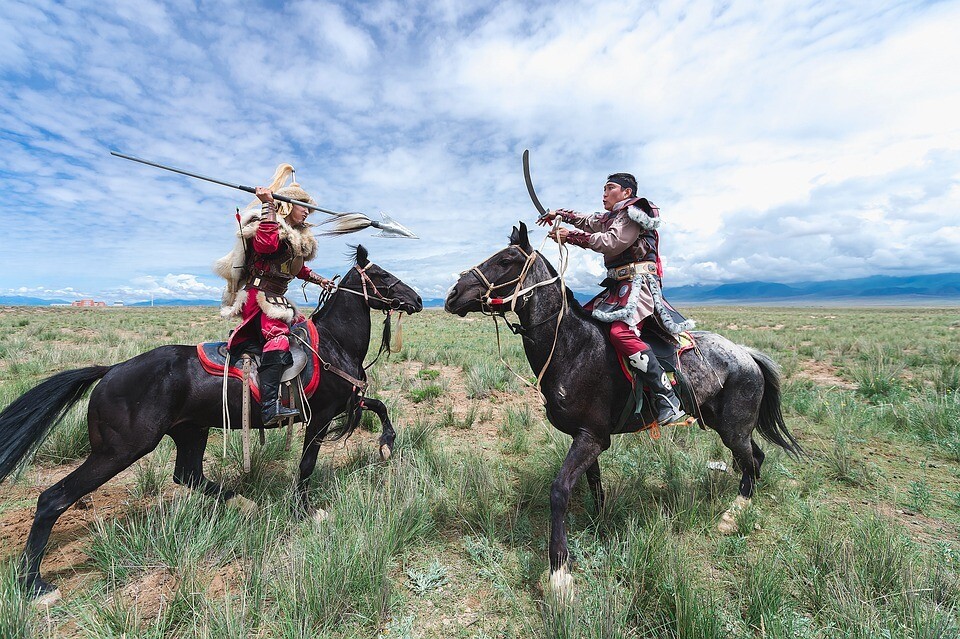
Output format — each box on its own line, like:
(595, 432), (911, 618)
(258, 350), (300, 426)
(627, 349), (691, 428)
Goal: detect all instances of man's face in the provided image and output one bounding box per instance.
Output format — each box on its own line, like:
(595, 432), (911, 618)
(288, 204), (309, 227)
(602, 182), (631, 211)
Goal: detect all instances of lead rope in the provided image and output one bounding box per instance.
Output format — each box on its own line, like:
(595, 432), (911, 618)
(221, 350), (231, 457)
(485, 217), (571, 404)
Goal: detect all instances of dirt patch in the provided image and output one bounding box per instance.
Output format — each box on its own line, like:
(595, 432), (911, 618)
(796, 360), (857, 389)
(120, 568), (178, 619)
(875, 503), (957, 547)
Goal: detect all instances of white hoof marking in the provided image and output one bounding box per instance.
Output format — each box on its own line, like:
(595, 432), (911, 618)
(309, 507), (330, 525)
(379, 444), (392, 460)
(34, 588), (62, 608)
(717, 496), (751, 535)
(549, 565), (575, 605)
(226, 495), (258, 514)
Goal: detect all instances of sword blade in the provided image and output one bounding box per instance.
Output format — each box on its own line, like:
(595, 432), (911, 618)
(522, 149), (548, 218)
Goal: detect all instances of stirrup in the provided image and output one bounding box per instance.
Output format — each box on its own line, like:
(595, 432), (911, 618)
(658, 410), (696, 428)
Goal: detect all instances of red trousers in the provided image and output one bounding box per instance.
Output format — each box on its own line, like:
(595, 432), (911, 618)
(609, 320), (649, 358)
(240, 289), (290, 353)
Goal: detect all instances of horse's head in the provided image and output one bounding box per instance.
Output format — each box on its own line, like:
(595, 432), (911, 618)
(445, 222), (535, 316)
(341, 245), (423, 314)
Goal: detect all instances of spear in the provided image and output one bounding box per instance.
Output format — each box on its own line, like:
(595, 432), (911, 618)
(110, 151), (418, 239)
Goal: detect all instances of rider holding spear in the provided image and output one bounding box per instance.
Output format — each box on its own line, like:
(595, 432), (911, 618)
(538, 172), (694, 429)
(215, 163), (335, 425)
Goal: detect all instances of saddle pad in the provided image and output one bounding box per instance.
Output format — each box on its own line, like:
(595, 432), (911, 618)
(197, 321), (322, 402)
(616, 330), (696, 384)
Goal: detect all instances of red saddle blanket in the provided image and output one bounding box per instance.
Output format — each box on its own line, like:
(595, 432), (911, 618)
(197, 321), (322, 403)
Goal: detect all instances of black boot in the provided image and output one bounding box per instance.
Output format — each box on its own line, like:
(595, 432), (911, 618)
(627, 350), (692, 427)
(259, 350), (301, 426)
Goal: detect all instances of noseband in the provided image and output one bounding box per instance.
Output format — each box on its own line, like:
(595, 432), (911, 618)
(468, 246), (559, 314)
(338, 263), (404, 310)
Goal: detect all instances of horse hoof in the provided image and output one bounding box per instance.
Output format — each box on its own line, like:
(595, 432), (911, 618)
(548, 565), (575, 605)
(308, 507), (331, 525)
(226, 495), (258, 515)
(379, 444), (392, 461)
(717, 496), (751, 535)
(33, 588), (62, 607)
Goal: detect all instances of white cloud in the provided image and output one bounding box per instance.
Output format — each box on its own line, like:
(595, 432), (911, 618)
(0, 0), (957, 304)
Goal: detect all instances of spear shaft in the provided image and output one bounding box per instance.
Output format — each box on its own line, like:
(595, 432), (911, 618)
(110, 150), (418, 238)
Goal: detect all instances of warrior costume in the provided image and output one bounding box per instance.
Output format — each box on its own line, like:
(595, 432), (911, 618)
(214, 167), (327, 425)
(559, 193), (694, 427)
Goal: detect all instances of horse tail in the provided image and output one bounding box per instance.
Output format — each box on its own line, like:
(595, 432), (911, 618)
(0, 366), (112, 484)
(747, 349), (804, 457)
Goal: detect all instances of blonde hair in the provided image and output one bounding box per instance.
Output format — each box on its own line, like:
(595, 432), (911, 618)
(245, 163), (316, 219)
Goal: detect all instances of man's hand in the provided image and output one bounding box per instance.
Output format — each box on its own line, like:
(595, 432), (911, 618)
(312, 275), (336, 292)
(535, 210), (558, 226)
(547, 227), (571, 243)
(255, 186), (274, 203)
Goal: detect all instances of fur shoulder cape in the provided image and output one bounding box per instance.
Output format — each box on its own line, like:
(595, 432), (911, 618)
(624, 197), (661, 231)
(213, 209), (318, 318)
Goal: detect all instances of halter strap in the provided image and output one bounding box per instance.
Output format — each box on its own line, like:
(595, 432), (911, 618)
(467, 218), (571, 402)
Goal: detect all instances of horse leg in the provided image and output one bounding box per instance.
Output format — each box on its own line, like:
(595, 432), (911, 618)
(716, 426), (761, 535)
(296, 419), (332, 524)
(585, 459), (604, 513)
(751, 438), (766, 474)
(549, 432), (608, 603)
(168, 426), (254, 512)
(22, 447), (150, 600)
(359, 396), (395, 460)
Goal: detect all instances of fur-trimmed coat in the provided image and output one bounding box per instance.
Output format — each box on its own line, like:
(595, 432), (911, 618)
(214, 208), (318, 323)
(565, 199), (695, 334)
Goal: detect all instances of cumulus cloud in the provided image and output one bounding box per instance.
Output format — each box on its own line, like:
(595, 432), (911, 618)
(1, 0), (958, 302)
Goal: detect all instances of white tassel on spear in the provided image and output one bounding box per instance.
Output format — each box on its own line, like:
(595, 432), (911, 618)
(110, 151), (419, 239)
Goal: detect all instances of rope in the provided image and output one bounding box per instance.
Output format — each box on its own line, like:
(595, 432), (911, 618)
(221, 350), (231, 457)
(476, 217), (571, 403)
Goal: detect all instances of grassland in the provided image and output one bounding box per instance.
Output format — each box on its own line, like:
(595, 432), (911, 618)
(0, 304), (958, 638)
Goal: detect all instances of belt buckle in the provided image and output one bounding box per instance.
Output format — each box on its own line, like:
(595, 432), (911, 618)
(616, 267), (628, 279)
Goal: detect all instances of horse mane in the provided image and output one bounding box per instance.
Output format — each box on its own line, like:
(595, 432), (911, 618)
(535, 250), (601, 326)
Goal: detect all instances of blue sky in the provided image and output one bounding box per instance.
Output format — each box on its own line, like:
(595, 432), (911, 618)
(1, 0), (957, 303)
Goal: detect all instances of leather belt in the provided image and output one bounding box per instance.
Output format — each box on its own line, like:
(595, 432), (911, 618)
(606, 261), (657, 281)
(245, 273), (291, 295)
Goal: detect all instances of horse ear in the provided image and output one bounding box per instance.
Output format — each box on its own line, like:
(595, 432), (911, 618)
(517, 221), (531, 250)
(509, 225), (520, 245)
(356, 244), (369, 267)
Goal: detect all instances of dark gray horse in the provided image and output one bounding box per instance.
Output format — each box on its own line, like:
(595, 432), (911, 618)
(445, 223), (801, 598)
(0, 245), (422, 602)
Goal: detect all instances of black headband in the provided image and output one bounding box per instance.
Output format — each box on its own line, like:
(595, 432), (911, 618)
(606, 175), (636, 192)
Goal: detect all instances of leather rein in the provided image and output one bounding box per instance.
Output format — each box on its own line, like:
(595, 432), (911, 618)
(295, 263), (407, 392)
(467, 226), (570, 401)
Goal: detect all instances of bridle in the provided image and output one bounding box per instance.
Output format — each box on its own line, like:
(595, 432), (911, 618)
(469, 245), (559, 316)
(338, 263), (405, 311)
(463, 228), (570, 401)
(295, 262), (410, 393)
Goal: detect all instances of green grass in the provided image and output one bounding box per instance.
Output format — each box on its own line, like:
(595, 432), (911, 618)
(1, 305), (959, 637)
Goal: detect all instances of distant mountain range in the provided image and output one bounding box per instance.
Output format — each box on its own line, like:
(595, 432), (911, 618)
(3, 273), (958, 307)
(427, 272), (960, 307)
(664, 272), (960, 303)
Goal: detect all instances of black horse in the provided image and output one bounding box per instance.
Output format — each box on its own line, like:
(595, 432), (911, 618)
(0, 245), (422, 601)
(445, 223), (801, 598)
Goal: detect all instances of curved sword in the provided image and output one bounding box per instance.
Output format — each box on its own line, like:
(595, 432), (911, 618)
(522, 149), (548, 219)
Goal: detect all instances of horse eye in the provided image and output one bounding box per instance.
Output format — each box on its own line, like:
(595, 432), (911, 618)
(498, 257), (512, 267)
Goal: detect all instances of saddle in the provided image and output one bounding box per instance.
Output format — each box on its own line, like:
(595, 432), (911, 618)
(197, 321), (322, 403)
(612, 325), (698, 436)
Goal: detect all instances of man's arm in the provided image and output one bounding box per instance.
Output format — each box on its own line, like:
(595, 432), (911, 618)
(252, 187), (280, 253)
(297, 265), (336, 291)
(538, 208), (603, 232)
(563, 212), (641, 255)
